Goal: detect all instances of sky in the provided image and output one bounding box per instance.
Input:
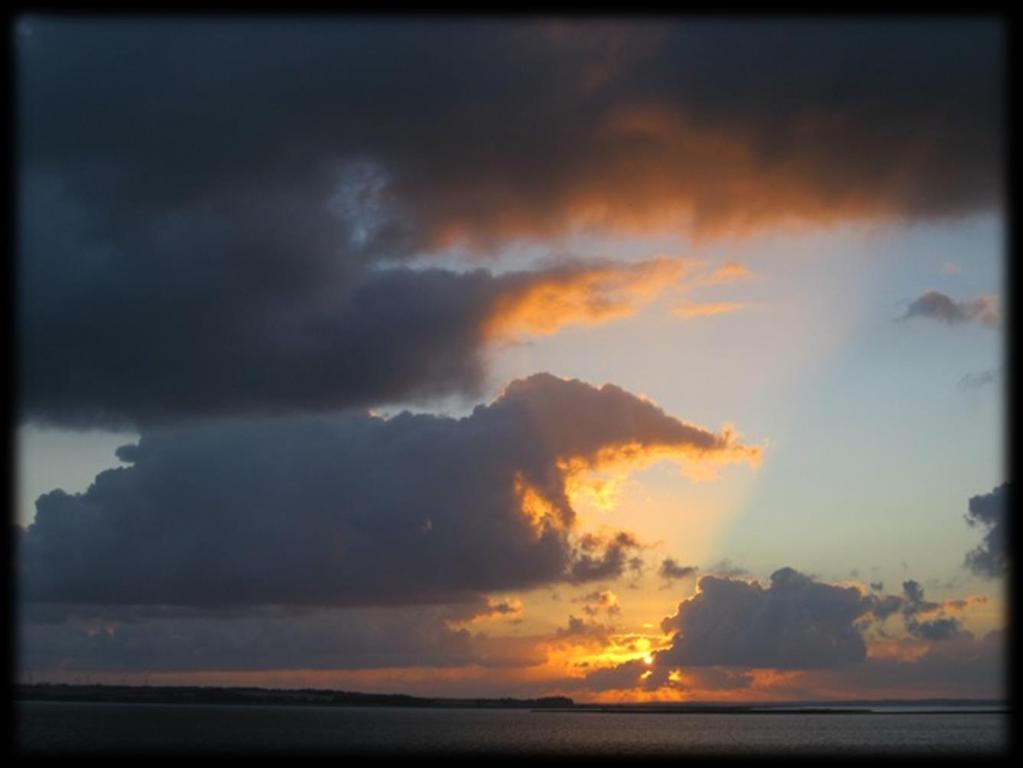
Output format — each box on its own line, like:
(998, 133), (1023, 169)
(14, 16), (1008, 702)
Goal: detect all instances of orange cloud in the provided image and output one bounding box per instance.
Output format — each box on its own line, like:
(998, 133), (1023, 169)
(708, 262), (753, 282)
(673, 302), (746, 319)
(483, 258), (685, 340)
(514, 473), (571, 537)
(424, 102), (953, 252)
(866, 637), (931, 663)
(558, 426), (762, 491)
(496, 375), (761, 540)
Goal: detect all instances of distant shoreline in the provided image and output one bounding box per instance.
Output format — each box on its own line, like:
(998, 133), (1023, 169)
(14, 683), (572, 711)
(537, 706), (1010, 716)
(15, 684), (1009, 715)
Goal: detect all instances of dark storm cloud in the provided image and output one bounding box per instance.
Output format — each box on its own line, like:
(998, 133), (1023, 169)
(900, 290), (1001, 327)
(20, 152), (683, 430)
(964, 483), (1008, 579)
(19, 236), (676, 428)
(20, 19), (1003, 241)
(17, 19), (1004, 427)
(20, 257), (490, 428)
(653, 568), (871, 669)
(19, 373), (756, 608)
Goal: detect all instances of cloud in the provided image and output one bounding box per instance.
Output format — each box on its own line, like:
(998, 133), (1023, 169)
(899, 579), (939, 615)
(703, 559), (750, 579)
(20, 20), (1003, 250)
(958, 367), (1001, 389)
(484, 258), (685, 340)
(19, 227), (685, 428)
(673, 302), (745, 319)
(573, 570), (1000, 698)
(900, 290), (1001, 327)
(450, 596), (525, 626)
(554, 615), (615, 646)
(581, 659), (654, 692)
(17, 20), (1004, 428)
(707, 262), (752, 283)
(18, 374), (759, 608)
(964, 483), (1008, 579)
(19, 605), (479, 674)
(860, 578), (984, 643)
(611, 630), (1007, 701)
(577, 589), (621, 617)
(569, 532), (646, 583)
(906, 617), (962, 642)
(18, 595), (557, 676)
(654, 568), (871, 670)
(896, 580), (965, 641)
(658, 558), (698, 581)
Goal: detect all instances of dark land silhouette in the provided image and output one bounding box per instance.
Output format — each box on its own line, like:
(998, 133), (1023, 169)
(15, 684), (1007, 714)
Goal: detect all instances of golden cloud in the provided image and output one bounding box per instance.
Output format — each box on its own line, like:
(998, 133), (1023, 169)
(673, 302), (746, 319)
(483, 258), (686, 340)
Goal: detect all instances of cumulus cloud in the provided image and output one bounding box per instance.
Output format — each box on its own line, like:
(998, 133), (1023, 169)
(654, 568), (871, 670)
(18, 374), (759, 608)
(587, 629), (1006, 700)
(17, 19), (1004, 428)
(900, 290), (1001, 327)
(964, 483), (1008, 579)
(574, 569), (997, 697)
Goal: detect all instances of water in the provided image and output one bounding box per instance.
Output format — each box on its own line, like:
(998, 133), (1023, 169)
(16, 701), (1009, 755)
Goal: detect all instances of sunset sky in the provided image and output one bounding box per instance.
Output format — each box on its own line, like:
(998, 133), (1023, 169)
(15, 17), (1007, 702)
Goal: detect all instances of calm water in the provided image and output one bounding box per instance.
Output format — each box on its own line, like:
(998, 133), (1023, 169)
(16, 701), (1009, 755)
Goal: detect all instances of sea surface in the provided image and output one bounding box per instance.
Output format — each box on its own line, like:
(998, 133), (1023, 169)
(16, 701), (1009, 755)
